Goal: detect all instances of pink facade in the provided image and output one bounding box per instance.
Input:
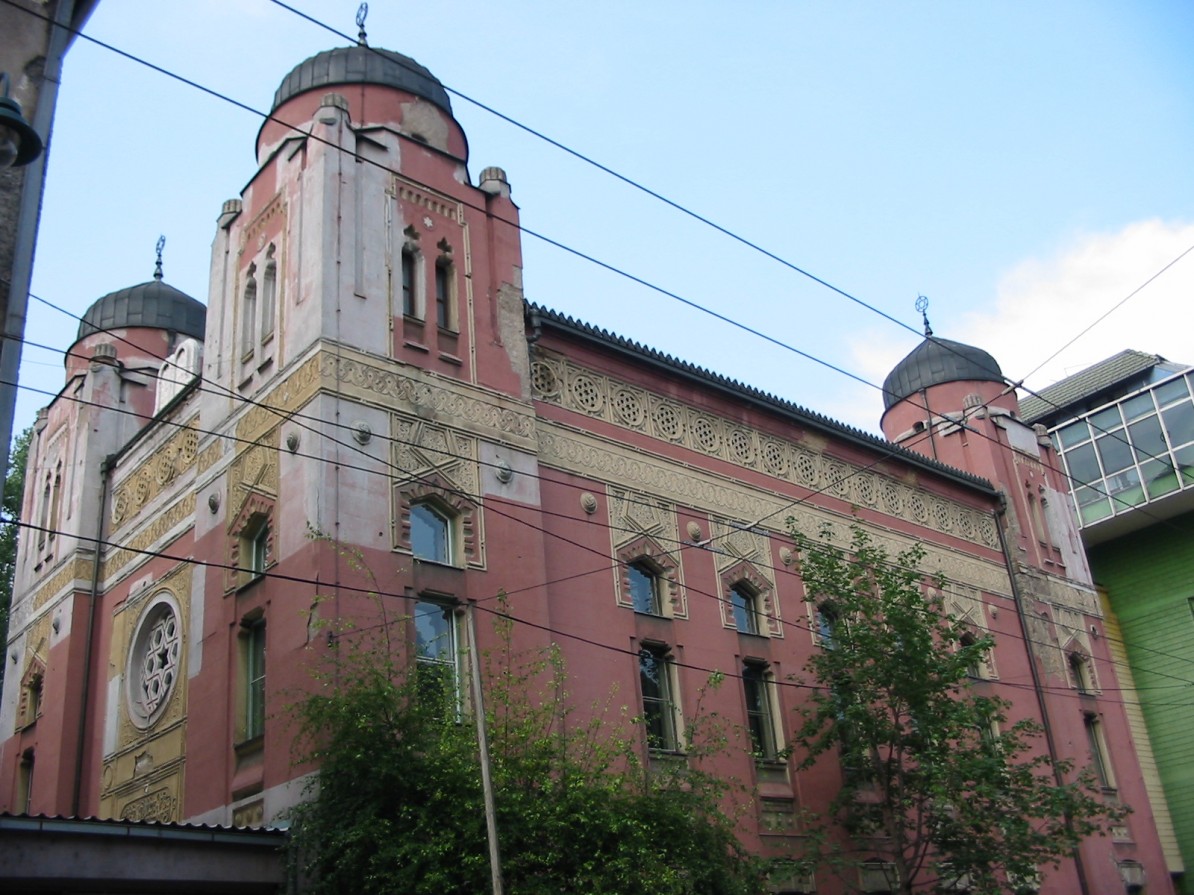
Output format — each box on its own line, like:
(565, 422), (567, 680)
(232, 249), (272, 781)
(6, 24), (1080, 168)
(0, 42), (1176, 894)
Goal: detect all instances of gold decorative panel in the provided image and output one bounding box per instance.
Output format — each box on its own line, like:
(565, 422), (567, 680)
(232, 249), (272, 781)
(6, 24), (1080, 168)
(101, 494), (195, 583)
(110, 418), (201, 528)
(31, 557), (92, 611)
(235, 352), (321, 444)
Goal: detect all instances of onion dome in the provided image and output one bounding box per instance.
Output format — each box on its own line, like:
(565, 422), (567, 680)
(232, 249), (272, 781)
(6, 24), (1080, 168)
(271, 45), (452, 116)
(882, 336), (1003, 410)
(74, 279), (206, 346)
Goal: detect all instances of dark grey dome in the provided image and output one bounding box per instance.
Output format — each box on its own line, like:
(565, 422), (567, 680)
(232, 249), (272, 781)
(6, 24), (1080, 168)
(75, 280), (206, 345)
(272, 45), (452, 116)
(882, 337), (1003, 409)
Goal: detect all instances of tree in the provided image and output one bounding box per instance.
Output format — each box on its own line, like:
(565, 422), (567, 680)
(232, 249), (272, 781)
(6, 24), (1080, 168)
(289, 602), (766, 895)
(788, 522), (1124, 894)
(0, 426), (32, 688)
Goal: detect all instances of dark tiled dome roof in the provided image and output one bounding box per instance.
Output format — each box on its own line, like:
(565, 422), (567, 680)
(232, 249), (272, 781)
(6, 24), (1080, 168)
(75, 280), (206, 344)
(883, 337), (1003, 409)
(272, 45), (452, 116)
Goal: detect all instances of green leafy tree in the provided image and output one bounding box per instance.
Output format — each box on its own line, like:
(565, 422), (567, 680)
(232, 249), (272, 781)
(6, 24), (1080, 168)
(289, 602), (765, 895)
(789, 522), (1124, 894)
(0, 426), (32, 687)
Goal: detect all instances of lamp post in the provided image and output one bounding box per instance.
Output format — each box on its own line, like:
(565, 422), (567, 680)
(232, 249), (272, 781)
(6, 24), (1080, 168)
(0, 72), (44, 168)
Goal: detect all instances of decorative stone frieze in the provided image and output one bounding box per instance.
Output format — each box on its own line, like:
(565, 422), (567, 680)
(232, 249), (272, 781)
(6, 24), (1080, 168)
(327, 352), (536, 446)
(537, 425), (1013, 600)
(531, 352), (998, 550)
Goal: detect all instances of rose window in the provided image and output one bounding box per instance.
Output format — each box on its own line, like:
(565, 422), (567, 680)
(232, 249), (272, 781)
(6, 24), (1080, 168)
(127, 597), (182, 729)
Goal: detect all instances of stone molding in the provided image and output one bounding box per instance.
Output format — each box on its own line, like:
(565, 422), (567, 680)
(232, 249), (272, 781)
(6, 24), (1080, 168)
(608, 487), (686, 618)
(394, 177), (464, 225)
(324, 350), (536, 447)
(531, 352), (998, 551)
(536, 424), (1013, 600)
(392, 417), (483, 568)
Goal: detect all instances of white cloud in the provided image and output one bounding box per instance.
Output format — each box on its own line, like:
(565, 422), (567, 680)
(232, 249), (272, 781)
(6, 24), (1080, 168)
(840, 219), (1194, 432)
(966, 219), (1194, 392)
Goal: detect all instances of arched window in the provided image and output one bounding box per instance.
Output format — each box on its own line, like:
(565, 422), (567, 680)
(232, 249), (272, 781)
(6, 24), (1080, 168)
(241, 264), (258, 356)
(410, 501), (452, 564)
(730, 582), (759, 634)
(627, 559), (661, 615)
(260, 246), (276, 342)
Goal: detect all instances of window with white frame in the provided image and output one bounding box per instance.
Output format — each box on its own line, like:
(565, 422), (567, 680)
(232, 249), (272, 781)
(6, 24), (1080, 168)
(627, 559), (662, 615)
(414, 600), (460, 712)
(742, 661), (780, 760)
(1084, 712), (1115, 791)
(410, 501), (453, 564)
(730, 582), (760, 634)
(639, 644), (680, 752)
(242, 617), (266, 741)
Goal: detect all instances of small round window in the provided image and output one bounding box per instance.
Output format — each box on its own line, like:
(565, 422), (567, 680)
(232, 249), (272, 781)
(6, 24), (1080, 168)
(126, 594), (182, 729)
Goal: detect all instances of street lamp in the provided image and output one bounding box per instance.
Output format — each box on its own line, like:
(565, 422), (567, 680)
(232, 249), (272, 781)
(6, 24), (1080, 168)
(0, 72), (43, 168)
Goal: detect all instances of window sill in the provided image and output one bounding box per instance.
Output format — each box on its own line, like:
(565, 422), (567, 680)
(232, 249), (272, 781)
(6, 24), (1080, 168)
(438, 352), (463, 366)
(403, 340), (430, 353)
(234, 734), (264, 758)
(236, 571), (267, 595)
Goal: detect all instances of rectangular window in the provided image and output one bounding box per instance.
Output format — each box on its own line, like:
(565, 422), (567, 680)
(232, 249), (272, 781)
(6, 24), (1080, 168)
(401, 249), (416, 317)
(244, 619), (266, 741)
(1084, 713), (1114, 790)
(249, 524), (269, 577)
(415, 600), (460, 713)
(639, 646), (679, 751)
(628, 561), (661, 615)
(17, 750), (33, 814)
(434, 261), (451, 329)
(743, 662), (778, 759)
(730, 583), (759, 634)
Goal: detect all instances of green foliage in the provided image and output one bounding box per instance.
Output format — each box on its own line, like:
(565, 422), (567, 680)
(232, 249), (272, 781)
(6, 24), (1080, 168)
(0, 426), (31, 687)
(788, 522), (1125, 894)
(289, 605), (764, 894)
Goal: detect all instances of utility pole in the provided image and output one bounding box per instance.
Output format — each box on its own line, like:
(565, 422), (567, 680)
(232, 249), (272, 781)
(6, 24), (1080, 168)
(466, 602), (504, 895)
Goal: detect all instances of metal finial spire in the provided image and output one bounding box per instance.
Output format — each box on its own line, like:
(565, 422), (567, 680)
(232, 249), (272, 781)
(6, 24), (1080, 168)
(154, 235), (166, 281)
(356, 2), (369, 45)
(915, 294), (933, 337)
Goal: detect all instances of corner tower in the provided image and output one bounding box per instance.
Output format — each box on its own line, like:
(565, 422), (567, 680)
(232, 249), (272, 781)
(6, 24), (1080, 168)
(201, 39), (528, 431)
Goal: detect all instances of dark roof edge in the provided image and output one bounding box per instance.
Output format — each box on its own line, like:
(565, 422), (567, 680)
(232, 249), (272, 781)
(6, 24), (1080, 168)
(527, 304), (998, 498)
(0, 812), (288, 843)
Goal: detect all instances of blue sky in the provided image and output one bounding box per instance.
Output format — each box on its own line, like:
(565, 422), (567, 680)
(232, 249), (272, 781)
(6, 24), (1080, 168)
(15, 0), (1194, 437)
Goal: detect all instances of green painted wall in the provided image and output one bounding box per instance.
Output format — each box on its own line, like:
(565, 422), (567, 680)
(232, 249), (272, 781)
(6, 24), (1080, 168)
(1091, 511), (1194, 894)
